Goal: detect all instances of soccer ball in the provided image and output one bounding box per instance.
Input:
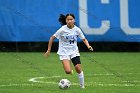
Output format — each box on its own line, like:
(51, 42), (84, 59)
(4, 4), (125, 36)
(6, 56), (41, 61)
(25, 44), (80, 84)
(58, 79), (71, 89)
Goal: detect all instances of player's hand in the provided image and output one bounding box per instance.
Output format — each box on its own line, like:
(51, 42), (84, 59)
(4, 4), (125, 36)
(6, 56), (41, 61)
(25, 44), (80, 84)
(44, 50), (50, 58)
(88, 46), (93, 51)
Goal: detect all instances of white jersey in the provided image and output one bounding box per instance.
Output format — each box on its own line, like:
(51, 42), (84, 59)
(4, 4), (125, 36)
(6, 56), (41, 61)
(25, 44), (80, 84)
(53, 25), (85, 55)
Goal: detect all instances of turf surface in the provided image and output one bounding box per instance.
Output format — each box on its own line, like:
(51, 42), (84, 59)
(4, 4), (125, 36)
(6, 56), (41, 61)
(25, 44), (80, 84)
(0, 52), (140, 93)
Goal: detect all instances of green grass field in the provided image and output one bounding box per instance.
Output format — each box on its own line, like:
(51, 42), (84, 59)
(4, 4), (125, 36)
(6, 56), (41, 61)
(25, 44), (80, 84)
(0, 52), (140, 93)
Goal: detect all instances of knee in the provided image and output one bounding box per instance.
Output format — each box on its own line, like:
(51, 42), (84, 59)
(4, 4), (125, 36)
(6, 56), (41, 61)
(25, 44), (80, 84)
(65, 70), (72, 74)
(75, 64), (82, 73)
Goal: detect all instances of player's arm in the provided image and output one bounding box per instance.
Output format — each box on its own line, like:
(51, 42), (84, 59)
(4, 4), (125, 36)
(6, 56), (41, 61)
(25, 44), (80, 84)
(82, 38), (93, 51)
(44, 35), (56, 58)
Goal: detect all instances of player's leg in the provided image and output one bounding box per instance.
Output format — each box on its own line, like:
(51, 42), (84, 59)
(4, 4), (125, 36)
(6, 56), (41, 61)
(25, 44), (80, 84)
(71, 56), (85, 88)
(62, 59), (72, 74)
(60, 55), (72, 74)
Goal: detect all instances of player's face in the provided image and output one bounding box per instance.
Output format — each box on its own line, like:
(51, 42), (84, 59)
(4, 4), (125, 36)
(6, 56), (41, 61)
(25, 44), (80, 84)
(66, 16), (75, 28)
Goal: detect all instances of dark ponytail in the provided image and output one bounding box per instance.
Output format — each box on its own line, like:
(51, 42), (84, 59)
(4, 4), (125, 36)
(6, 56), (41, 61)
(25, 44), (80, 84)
(58, 14), (66, 26)
(58, 13), (75, 26)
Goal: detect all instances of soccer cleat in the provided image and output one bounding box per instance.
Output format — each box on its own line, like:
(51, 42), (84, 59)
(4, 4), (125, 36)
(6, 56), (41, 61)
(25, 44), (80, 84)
(80, 84), (85, 89)
(81, 86), (85, 89)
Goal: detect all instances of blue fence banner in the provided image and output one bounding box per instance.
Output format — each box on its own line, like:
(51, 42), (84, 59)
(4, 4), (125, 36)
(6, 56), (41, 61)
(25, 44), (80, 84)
(0, 0), (140, 42)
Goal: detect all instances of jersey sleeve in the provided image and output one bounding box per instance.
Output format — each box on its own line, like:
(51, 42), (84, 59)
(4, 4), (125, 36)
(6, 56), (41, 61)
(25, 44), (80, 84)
(77, 28), (85, 39)
(53, 27), (63, 39)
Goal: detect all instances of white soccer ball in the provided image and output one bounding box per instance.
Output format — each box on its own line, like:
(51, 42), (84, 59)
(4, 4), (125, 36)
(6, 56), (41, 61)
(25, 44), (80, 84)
(58, 79), (71, 89)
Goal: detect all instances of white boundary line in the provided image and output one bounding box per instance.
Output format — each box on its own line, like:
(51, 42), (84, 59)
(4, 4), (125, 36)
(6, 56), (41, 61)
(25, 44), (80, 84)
(29, 76), (61, 84)
(0, 84), (34, 87)
(85, 73), (140, 76)
(1, 82), (140, 87)
(28, 75), (140, 87)
(1, 73), (140, 87)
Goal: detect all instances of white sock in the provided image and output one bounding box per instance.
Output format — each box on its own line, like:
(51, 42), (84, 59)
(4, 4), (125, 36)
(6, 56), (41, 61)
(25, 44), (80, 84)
(77, 71), (84, 87)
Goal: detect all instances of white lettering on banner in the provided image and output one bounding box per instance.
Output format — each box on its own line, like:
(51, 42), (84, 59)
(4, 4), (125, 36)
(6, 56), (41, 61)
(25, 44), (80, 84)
(120, 0), (140, 35)
(79, 0), (140, 35)
(79, 0), (110, 35)
(101, 0), (109, 4)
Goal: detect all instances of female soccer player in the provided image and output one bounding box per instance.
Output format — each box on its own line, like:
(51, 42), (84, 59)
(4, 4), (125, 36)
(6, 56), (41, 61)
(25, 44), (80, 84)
(44, 13), (93, 88)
